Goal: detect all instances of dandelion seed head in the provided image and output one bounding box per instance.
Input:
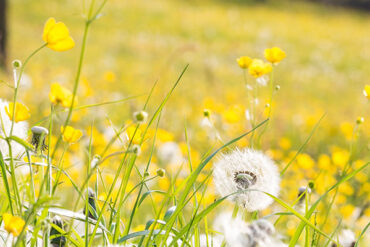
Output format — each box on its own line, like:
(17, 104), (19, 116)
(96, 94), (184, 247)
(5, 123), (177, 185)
(198, 234), (223, 247)
(157, 141), (183, 165)
(50, 216), (66, 247)
(337, 229), (356, 247)
(214, 213), (281, 247)
(31, 126), (49, 152)
(213, 148), (280, 211)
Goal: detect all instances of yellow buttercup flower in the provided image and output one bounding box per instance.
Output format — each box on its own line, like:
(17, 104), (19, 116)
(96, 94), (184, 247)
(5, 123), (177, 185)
(49, 83), (75, 107)
(264, 47), (286, 64)
(126, 126), (142, 144)
(5, 102), (31, 123)
(61, 126), (83, 144)
(236, 56), (253, 69)
(248, 59), (272, 78)
(364, 84), (370, 99)
(3, 213), (26, 236)
(43, 18), (75, 52)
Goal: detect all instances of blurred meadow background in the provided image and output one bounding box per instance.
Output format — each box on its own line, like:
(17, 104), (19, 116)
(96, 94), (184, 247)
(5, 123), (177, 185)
(0, 0), (369, 246)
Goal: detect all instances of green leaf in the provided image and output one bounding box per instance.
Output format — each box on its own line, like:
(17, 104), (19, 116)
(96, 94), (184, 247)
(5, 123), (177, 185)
(117, 229), (165, 243)
(164, 206), (177, 222)
(138, 190), (166, 206)
(8, 135), (33, 151)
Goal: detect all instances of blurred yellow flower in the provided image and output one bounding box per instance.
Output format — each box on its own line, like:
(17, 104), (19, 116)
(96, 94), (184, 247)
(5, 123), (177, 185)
(339, 204), (355, 219)
(363, 84), (370, 99)
(3, 213), (25, 236)
(296, 153), (315, 170)
(264, 47), (286, 64)
(61, 126), (83, 144)
(5, 102), (31, 123)
(223, 105), (244, 123)
(49, 83), (74, 108)
(338, 183), (354, 196)
(318, 154), (331, 171)
(43, 18), (75, 51)
(332, 149), (349, 169)
(340, 122), (353, 140)
(104, 71), (116, 82)
(248, 59), (272, 78)
(236, 56), (252, 69)
(126, 126), (142, 144)
(156, 129), (174, 142)
(279, 137), (291, 150)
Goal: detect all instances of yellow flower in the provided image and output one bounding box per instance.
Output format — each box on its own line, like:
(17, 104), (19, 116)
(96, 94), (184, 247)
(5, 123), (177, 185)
(296, 153), (315, 170)
(339, 204), (355, 219)
(236, 56), (252, 69)
(104, 71), (116, 82)
(264, 47), (286, 64)
(223, 104), (244, 123)
(61, 126), (83, 144)
(279, 137), (291, 150)
(49, 83), (75, 107)
(43, 18), (75, 52)
(248, 59), (272, 78)
(5, 102), (31, 123)
(3, 213), (26, 236)
(363, 84), (370, 99)
(126, 126), (142, 144)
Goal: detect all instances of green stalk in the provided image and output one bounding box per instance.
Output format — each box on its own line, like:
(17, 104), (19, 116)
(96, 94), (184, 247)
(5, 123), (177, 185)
(51, 0), (100, 159)
(4, 43), (46, 215)
(256, 66), (275, 146)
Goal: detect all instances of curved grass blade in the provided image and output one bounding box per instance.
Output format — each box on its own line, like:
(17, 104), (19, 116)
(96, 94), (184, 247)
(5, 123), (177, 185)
(354, 221), (370, 247)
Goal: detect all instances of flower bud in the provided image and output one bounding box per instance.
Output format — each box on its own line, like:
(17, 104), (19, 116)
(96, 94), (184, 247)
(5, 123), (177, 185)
(12, 59), (22, 69)
(275, 85), (280, 91)
(203, 109), (211, 118)
(156, 168), (165, 177)
(12, 60), (22, 69)
(308, 180), (315, 190)
(132, 144), (141, 155)
(356, 117), (364, 125)
(133, 111), (148, 124)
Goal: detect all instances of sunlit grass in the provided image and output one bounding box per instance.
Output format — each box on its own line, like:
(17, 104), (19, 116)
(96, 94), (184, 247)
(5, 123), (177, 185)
(0, 0), (369, 246)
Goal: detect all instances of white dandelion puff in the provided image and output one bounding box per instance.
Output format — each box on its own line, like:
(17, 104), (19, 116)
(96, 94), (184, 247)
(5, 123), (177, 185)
(332, 229), (356, 247)
(213, 148), (280, 211)
(157, 141), (183, 165)
(198, 234), (223, 247)
(0, 99), (29, 159)
(214, 212), (284, 247)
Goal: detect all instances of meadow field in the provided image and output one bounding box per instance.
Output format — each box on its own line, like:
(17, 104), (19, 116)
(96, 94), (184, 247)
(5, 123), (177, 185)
(0, 0), (369, 246)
